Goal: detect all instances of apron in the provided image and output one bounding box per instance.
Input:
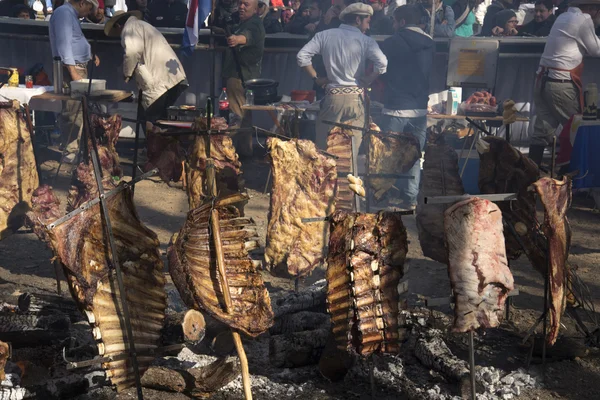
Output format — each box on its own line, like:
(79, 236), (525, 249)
(536, 63), (584, 112)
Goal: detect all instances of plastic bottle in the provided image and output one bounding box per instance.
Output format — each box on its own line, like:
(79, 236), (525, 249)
(218, 88), (229, 122)
(245, 90), (254, 106)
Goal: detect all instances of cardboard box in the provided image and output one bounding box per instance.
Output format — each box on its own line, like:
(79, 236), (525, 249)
(445, 88), (460, 115)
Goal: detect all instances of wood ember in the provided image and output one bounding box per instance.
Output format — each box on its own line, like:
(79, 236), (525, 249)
(161, 310), (206, 345)
(269, 280), (326, 319)
(445, 197), (513, 332)
(141, 358), (240, 398)
(532, 177), (572, 346)
(416, 134), (465, 264)
(269, 311), (330, 335)
(0, 100), (39, 240)
(414, 329), (470, 382)
(368, 132), (420, 201)
(186, 117), (242, 210)
(264, 138), (337, 278)
(168, 193), (274, 337)
(326, 210), (408, 356)
(269, 328), (330, 368)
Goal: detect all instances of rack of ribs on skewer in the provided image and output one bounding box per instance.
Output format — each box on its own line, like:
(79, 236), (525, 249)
(326, 210), (408, 355)
(368, 132), (420, 202)
(0, 100), (39, 239)
(444, 197), (514, 332)
(186, 117), (243, 210)
(168, 193), (274, 337)
(532, 177), (572, 346)
(416, 134), (465, 264)
(143, 122), (186, 183)
(264, 137), (337, 277)
(26, 113), (166, 391)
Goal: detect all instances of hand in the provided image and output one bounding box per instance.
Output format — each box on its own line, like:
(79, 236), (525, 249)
(508, 28), (518, 36)
(227, 35), (243, 47)
(315, 77), (329, 88)
(324, 6), (340, 24)
(71, 71), (83, 81)
(441, 19), (448, 25)
(94, 55), (100, 67)
(305, 23), (317, 33)
(491, 26), (504, 36)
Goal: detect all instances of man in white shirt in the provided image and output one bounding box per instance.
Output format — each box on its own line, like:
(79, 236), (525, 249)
(296, 2), (387, 156)
(530, 0), (600, 165)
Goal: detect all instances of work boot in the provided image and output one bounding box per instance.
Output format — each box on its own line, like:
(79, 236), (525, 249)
(528, 145), (545, 167)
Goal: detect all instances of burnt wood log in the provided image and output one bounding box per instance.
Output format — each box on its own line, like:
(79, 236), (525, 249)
(16, 293), (83, 322)
(269, 328), (329, 368)
(269, 311), (330, 335)
(0, 313), (71, 348)
(162, 310), (206, 346)
(270, 281), (326, 319)
(141, 358), (240, 398)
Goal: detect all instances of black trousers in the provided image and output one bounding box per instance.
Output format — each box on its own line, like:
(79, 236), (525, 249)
(144, 80), (189, 122)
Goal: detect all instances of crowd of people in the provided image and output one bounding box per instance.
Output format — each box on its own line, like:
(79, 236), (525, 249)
(1, 0), (599, 207)
(0, 0), (575, 38)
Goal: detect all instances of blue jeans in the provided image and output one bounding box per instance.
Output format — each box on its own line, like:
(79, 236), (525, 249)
(379, 115), (427, 204)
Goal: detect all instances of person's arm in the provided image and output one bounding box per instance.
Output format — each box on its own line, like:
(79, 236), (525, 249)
(362, 38), (387, 86)
(434, 6), (455, 37)
(578, 15), (600, 57)
(121, 25), (145, 80)
(297, 34), (328, 86)
(228, 20), (259, 47)
(45, 0), (53, 13)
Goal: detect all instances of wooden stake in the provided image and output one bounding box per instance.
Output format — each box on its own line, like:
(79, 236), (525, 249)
(211, 208), (252, 400)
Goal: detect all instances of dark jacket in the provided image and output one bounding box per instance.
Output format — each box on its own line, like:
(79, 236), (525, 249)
(380, 27), (434, 110)
(481, 1), (506, 36)
(222, 15), (266, 81)
(212, 3), (239, 29)
(369, 9), (393, 35)
(262, 11), (283, 34)
(148, 0), (188, 28)
(519, 14), (556, 37)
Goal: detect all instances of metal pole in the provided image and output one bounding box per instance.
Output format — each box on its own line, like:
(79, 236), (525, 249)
(469, 330), (476, 400)
(81, 96), (144, 400)
(131, 90), (143, 195)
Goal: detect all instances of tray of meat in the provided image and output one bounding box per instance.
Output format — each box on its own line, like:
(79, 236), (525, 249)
(460, 91), (498, 116)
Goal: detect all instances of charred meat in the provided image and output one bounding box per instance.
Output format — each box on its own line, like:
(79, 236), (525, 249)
(326, 210), (408, 355)
(264, 138), (337, 277)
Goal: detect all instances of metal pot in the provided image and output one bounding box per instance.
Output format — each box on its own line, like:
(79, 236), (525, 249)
(245, 78), (279, 99)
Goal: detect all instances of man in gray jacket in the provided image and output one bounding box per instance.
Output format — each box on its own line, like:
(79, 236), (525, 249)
(105, 10), (188, 121)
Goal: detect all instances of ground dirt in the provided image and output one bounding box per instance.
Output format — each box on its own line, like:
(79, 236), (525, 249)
(2, 140), (600, 400)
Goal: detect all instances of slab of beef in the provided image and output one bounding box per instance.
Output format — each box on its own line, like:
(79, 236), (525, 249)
(477, 136), (545, 272)
(0, 100), (39, 239)
(532, 177), (572, 346)
(187, 118), (242, 210)
(27, 184), (166, 391)
(168, 193), (274, 337)
(326, 126), (353, 211)
(264, 138), (337, 277)
(144, 123), (186, 183)
(444, 197), (514, 332)
(326, 210), (408, 355)
(368, 132), (420, 201)
(67, 114), (123, 211)
(416, 136), (465, 264)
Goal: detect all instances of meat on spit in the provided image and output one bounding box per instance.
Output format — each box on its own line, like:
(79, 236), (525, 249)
(26, 114), (166, 391)
(168, 193), (274, 337)
(444, 197), (514, 332)
(264, 137), (337, 277)
(0, 100), (39, 239)
(532, 177), (572, 346)
(187, 117), (243, 210)
(326, 210), (408, 355)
